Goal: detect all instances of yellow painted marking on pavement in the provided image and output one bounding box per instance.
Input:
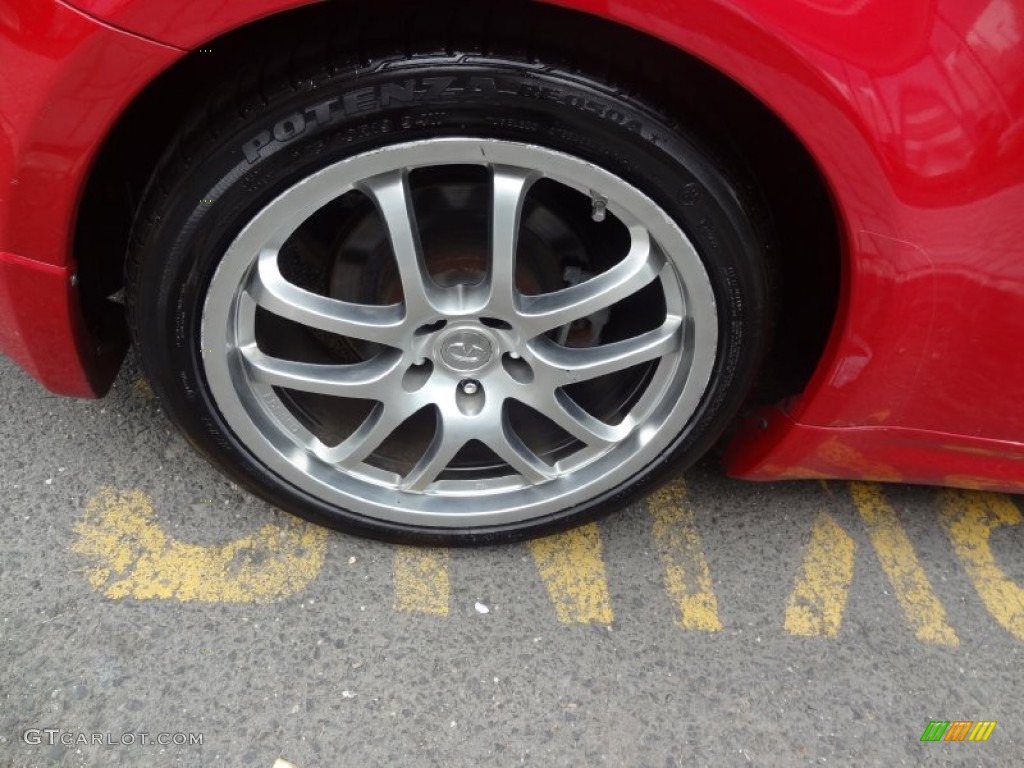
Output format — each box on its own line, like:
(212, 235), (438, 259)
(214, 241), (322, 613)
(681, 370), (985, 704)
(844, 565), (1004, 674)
(393, 547), (450, 615)
(850, 482), (959, 646)
(131, 375), (154, 399)
(783, 512), (856, 638)
(72, 487), (327, 603)
(938, 490), (1024, 641)
(648, 479), (722, 632)
(529, 524), (613, 624)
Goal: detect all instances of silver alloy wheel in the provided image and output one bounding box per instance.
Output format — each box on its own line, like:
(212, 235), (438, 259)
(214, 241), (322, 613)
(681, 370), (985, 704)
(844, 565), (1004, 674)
(202, 138), (718, 528)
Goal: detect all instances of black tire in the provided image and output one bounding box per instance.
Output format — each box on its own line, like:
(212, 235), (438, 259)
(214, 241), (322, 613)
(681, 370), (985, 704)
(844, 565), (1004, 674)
(126, 31), (771, 545)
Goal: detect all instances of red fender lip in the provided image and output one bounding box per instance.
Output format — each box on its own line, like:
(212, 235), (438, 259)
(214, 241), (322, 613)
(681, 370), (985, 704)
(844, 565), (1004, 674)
(0, 1), (181, 395)
(0, 252), (125, 397)
(724, 406), (1024, 496)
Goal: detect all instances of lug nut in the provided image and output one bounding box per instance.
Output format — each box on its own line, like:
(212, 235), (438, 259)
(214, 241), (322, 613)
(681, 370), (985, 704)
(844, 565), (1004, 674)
(509, 351), (521, 359)
(461, 380), (479, 395)
(414, 357), (426, 366)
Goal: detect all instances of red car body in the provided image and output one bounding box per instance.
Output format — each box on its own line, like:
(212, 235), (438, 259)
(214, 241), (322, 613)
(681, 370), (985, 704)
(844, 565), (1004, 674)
(3, 0), (1023, 492)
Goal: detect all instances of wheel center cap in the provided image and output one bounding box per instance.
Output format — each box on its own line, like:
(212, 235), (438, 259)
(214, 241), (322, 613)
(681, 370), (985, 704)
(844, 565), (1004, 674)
(439, 330), (493, 372)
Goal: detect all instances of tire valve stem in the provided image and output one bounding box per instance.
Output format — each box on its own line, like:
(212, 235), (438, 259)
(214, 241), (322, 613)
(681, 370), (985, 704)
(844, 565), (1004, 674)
(590, 193), (608, 223)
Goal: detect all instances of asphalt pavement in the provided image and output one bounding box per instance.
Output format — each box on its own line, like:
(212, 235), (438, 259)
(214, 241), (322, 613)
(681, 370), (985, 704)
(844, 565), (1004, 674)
(1, 351), (1021, 767)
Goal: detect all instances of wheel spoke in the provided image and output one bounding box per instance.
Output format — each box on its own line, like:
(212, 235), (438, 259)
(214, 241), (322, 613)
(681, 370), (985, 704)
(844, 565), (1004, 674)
(485, 416), (555, 485)
(240, 345), (403, 398)
(358, 170), (436, 316)
(401, 421), (465, 491)
(248, 248), (405, 344)
(486, 166), (540, 314)
(529, 318), (683, 384)
(517, 225), (661, 336)
(317, 399), (422, 467)
(512, 388), (631, 448)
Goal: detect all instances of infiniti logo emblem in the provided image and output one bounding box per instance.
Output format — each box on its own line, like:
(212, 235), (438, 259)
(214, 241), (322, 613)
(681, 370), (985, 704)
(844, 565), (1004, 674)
(448, 341), (489, 363)
(440, 330), (493, 372)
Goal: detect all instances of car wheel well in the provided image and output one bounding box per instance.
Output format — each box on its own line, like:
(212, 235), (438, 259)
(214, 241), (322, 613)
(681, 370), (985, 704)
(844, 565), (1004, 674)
(74, 0), (839, 405)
